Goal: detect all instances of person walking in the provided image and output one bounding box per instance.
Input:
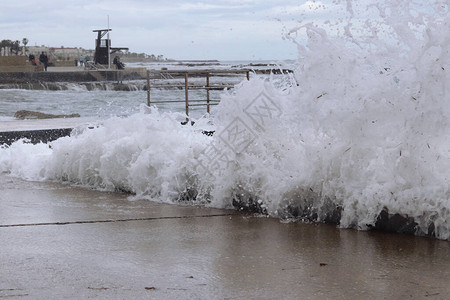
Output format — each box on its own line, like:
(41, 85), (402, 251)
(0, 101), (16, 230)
(39, 52), (49, 71)
(79, 55), (84, 67)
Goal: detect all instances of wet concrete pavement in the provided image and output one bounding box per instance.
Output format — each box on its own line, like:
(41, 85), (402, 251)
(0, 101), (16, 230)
(1, 174), (449, 299)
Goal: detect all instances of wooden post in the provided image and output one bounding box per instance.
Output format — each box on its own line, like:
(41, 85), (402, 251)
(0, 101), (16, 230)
(246, 70), (250, 80)
(146, 70), (151, 106)
(206, 71), (210, 114)
(185, 72), (189, 116)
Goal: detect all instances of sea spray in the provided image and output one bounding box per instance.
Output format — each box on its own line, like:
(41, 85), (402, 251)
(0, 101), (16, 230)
(283, 0), (450, 237)
(0, 0), (449, 239)
(40, 107), (209, 201)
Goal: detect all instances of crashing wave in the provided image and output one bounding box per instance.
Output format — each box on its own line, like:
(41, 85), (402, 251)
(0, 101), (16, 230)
(1, 0), (449, 239)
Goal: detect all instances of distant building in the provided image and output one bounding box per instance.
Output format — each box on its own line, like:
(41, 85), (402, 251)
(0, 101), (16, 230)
(27, 46), (49, 55)
(27, 46), (94, 61)
(49, 47), (81, 60)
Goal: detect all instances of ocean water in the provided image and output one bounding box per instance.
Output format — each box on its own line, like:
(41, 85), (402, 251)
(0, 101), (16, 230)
(1, 0), (449, 240)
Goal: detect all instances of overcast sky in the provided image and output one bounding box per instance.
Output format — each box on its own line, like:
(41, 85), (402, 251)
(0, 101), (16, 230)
(0, 0), (333, 61)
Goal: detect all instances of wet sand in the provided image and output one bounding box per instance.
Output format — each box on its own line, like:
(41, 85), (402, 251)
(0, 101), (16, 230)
(0, 174), (449, 299)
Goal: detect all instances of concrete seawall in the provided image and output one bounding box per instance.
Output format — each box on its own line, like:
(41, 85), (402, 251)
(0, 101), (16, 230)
(0, 118), (97, 146)
(0, 128), (73, 145)
(0, 68), (147, 84)
(0, 66), (291, 85)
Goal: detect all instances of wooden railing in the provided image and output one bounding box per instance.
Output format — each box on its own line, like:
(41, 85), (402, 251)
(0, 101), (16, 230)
(146, 70), (250, 116)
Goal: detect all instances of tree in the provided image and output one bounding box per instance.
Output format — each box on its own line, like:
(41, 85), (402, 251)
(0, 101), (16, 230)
(22, 38), (28, 55)
(0, 39), (17, 55)
(11, 40), (20, 55)
(0, 39), (13, 48)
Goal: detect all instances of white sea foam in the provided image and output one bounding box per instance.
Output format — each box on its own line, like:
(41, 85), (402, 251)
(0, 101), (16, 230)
(1, 0), (449, 239)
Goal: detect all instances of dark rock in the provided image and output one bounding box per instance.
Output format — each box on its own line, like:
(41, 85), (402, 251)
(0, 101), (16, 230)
(231, 190), (267, 214)
(177, 188), (198, 202)
(373, 208), (418, 235)
(14, 110), (80, 120)
(201, 130), (214, 136)
(113, 83), (132, 91)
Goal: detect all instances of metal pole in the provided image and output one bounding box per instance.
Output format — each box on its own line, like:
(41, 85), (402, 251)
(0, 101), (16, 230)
(107, 15), (110, 69)
(206, 71), (210, 114)
(185, 72), (189, 116)
(146, 70), (151, 106)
